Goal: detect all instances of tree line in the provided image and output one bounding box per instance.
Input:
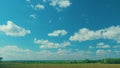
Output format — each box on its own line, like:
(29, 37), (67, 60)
(0, 57), (120, 64)
(79, 58), (120, 64)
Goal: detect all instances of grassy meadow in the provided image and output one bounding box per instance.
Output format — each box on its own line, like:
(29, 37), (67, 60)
(1, 63), (120, 68)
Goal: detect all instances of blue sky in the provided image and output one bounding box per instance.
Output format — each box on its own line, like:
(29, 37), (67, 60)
(0, 0), (120, 60)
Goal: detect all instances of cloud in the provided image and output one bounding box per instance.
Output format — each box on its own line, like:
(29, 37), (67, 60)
(26, 0), (71, 11)
(0, 21), (31, 37)
(69, 28), (102, 42)
(50, 0), (71, 8)
(48, 30), (67, 37)
(96, 42), (110, 48)
(102, 26), (120, 43)
(113, 45), (120, 48)
(96, 50), (111, 56)
(0, 45), (94, 60)
(42, 0), (46, 2)
(0, 45), (33, 60)
(89, 46), (94, 49)
(70, 26), (120, 43)
(35, 4), (45, 10)
(48, 20), (52, 23)
(26, 0), (30, 3)
(58, 0), (71, 8)
(30, 4), (34, 8)
(89, 42), (110, 49)
(34, 38), (71, 48)
(114, 50), (120, 55)
(30, 14), (36, 19)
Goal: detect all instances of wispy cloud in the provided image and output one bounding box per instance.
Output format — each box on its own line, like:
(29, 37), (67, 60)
(34, 38), (71, 48)
(26, 0), (30, 3)
(89, 42), (111, 49)
(96, 42), (110, 48)
(113, 45), (120, 48)
(26, 0), (71, 11)
(30, 14), (36, 19)
(96, 49), (111, 56)
(42, 0), (46, 2)
(0, 45), (95, 60)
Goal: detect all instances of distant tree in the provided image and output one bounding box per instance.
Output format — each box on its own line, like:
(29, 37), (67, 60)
(83, 59), (90, 63)
(0, 57), (3, 62)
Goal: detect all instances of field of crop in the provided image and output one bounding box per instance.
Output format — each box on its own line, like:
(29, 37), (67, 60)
(1, 63), (120, 68)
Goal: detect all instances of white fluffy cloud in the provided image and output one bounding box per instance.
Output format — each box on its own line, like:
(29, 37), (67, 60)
(70, 26), (120, 43)
(96, 42), (110, 48)
(69, 28), (102, 42)
(48, 29), (67, 37)
(0, 21), (31, 37)
(34, 38), (71, 48)
(0, 45), (94, 60)
(50, 0), (71, 8)
(102, 26), (120, 43)
(35, 4), (45, 10)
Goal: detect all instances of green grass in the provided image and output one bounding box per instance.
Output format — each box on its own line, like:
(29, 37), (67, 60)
(1, 63), (120, 68)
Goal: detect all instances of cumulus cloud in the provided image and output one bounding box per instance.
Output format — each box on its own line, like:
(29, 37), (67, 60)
(34, 38), (70, 48)
(35, 4), (45, 10)
(96, 42), (110, 48)
(69, 28), (102, 42)
(50, 0), (71, 8)
(70, 26), (120, 43)
(0, 45), (94, 60)
(0, 21), (31, 37)
(102, 26), (120, 43)
(48, 29), (67, 37)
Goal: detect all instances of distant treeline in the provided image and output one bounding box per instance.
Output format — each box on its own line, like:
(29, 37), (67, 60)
(80, 58), (120, 64)
(102, 58), (120, 64)
(1, 58), (120, 64)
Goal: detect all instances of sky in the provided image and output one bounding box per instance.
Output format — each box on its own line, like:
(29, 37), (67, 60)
(0, 0), (120, 60)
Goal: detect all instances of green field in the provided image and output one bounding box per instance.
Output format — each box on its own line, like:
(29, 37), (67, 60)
(1, 63), (120, 68)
